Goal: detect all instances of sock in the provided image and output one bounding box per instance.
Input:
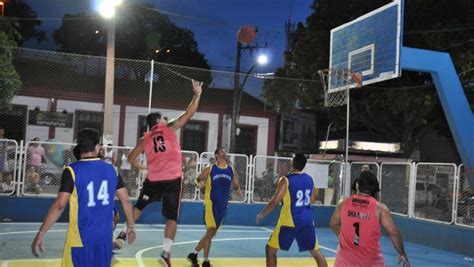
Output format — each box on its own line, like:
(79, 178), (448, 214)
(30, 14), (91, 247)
(163, 238), (173, 253)
(193, 250), (198, 254)
(204, 258), (209, 262)
(122, 224), (128, 233)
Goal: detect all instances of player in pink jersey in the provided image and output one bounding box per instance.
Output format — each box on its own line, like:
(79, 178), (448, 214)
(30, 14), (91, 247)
(330, 171), (410, 267)
(114, 79), (203, 267)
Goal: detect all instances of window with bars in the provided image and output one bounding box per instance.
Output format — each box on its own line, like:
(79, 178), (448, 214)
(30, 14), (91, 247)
(181, 121), (207, 154)
(235, 125), (257, 156)
(75, 111), (103, 137)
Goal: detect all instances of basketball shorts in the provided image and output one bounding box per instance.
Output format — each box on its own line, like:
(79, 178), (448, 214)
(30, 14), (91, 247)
(62, 242), (112, 267)
(135, 178), (182, 221)
(267, 224), (320, 252)
(204, 202), (227, 229)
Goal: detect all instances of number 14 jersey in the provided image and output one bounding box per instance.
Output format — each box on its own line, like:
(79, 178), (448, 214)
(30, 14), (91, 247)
(143, 123), (183, 181)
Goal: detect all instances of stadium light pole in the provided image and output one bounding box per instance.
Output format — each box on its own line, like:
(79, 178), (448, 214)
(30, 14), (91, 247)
(229, 54), (268, 153)
(99, 0), (122, 145)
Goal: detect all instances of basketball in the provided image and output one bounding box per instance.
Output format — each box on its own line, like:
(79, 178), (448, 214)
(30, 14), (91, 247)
(237, 26), (256, 44)
(352, 72), (363, 88)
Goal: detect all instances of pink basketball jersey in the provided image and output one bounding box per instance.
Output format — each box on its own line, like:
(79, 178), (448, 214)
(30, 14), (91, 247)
(143, 123), (182, 181)
(335, 195), (384, 267)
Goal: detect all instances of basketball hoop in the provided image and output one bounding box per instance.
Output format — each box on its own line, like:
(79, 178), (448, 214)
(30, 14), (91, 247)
(318, 68), (362, 107)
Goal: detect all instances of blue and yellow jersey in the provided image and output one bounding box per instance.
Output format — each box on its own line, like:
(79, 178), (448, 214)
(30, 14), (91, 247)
(277, 172), (315, 228)
(204, 164), (234, 207)
(64, 158), (118, 247)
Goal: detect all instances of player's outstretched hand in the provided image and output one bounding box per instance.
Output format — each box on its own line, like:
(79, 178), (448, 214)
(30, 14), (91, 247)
(398, 254), (410, 267)
(191, 79), (203, 95)
(31, 231), (45, 257)
(126, 227), (137, 245)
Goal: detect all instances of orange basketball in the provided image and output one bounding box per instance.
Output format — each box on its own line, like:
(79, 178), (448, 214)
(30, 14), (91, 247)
(237, 26), (256, 44)
(352, 72), (363, 88)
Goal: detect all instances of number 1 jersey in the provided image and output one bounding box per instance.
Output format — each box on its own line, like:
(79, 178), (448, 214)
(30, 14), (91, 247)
(64, 159), (118, 247)
(143, 123), (183, 181)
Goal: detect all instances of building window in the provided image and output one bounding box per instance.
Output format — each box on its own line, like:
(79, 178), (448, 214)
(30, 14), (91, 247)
(235, 125), (257, 156)
(181, 121), (207, 154)
(0, 105), (27, 142)
(75, 111), (103, 137)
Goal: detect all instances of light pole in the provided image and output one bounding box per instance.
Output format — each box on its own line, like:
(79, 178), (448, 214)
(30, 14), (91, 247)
(229, 54), (268, 153)
(98, 0), (122, 145)
(0, 2), (4, 17)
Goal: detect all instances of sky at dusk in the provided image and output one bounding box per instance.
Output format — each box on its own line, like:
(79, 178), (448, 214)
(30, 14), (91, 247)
(23, 0), (314, 96)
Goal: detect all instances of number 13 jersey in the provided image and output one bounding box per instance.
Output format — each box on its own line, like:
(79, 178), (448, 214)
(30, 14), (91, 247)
(143, 123), (183, 181)
(277, 172), (315, 228)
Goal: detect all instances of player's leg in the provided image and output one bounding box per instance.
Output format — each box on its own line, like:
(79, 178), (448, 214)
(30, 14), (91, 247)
(296, 225), (327, 267)
(160, 178), (182, 267)
(265, 245), (278, 267)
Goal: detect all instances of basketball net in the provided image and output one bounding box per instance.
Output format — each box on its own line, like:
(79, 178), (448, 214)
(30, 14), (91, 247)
(318, 69), (362, 107)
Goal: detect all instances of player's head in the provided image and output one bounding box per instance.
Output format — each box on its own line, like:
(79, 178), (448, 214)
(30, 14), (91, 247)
(146, 112), (165, 128)
(214, 147), (227, 162)
(76, 128), (101, 156)
(291, 153), (307, 171)
(361, 164), (371, 172)
(356, 171), (380, 197)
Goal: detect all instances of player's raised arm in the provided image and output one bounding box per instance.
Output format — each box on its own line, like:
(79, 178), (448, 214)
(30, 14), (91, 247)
(169, 79), (203, 131)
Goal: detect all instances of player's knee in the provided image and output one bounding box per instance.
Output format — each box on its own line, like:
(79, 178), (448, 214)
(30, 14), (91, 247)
(265, 245), (277, 256)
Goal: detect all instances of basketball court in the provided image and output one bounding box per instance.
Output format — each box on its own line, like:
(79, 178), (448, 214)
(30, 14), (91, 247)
(0, 223), (471, 267)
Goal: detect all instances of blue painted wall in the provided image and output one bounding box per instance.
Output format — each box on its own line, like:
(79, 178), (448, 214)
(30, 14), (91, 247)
(1, 197), (473, 256)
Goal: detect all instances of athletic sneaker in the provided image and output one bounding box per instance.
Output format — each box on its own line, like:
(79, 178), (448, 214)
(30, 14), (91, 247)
(159, 251), (172, 267)
(113, 231), (127, 250)
(202, 259), (211, 267)
(186, 252), (199, 266)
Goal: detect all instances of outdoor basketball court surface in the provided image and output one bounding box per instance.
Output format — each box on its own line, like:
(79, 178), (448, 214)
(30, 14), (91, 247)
(0, 223), (472, 266)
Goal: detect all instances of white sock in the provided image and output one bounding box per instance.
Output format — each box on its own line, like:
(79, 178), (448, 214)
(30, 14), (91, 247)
(193, 250), (198, 254)
(163, 238), (173, 253)
(122, 224), (128, 233)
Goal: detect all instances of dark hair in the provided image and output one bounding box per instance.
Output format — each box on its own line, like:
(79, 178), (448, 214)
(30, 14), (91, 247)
(73, 145), (81, 160)
(146, 112), (162, 128)
(76, 128), (100, 154)
(292, 153), (307, 171)
(214, 147), (224, 155)
(357, 171), (380, 196)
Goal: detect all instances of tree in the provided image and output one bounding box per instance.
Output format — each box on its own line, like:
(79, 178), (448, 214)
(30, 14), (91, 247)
(53, 4), (212, 83)
(0, 19), (21, 111)
(263, 0), (474, 157)
(4, 0), (46, 45)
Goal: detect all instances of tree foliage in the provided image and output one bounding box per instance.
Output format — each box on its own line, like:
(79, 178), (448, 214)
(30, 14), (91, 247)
(263, 0), (474, 156)
(53, 4), (212, 83)
(4, 0), (46, 45)
(0, 18), (21, 110)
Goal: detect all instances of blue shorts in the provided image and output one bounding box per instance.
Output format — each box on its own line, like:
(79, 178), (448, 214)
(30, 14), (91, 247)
(267, 225), (320, 252)
(204, 203), (227, 229)
(62, 242), (112, 267)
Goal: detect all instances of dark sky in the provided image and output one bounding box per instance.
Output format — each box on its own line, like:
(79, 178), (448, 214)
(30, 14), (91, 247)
(23, 0), (314, 97)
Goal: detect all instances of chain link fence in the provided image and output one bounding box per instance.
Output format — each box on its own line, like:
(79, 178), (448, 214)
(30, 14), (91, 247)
(413, 163), (456, 224)
(380, 163), (411, 216)
(455, 165), (474, 227)
(182, 151), (199, 201)
(0, 139), (19, 196)
(198, 152), (248, 203)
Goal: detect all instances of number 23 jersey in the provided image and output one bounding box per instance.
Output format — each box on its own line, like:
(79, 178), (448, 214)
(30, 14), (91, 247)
(143, 123), (183, 181)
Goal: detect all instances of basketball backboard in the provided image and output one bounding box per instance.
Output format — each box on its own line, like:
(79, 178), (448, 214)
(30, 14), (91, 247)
(329, 0), (403, 92)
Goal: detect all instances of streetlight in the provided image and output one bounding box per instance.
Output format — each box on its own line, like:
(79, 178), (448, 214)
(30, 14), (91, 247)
(98, 0), (122, 145)
(0, 2), (5, 17)
(229, 54), (269, 153)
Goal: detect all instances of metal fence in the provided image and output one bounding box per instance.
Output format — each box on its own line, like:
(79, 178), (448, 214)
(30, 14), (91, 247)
(455, 164), (474, 227)
(3, 139), (474, 228)
(380, 163), (411, 216)
(413, 163), (456, 224)
(0, 139), (18, 196)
